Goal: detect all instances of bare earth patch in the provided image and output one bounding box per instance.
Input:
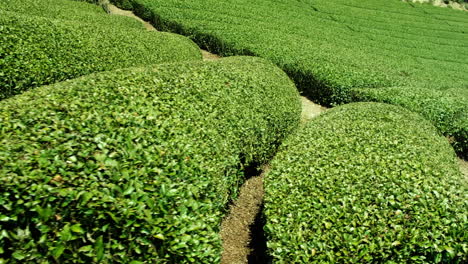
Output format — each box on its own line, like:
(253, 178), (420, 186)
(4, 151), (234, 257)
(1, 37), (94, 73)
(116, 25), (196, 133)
(404, 0), (467, 11)
(220, 170), (266, 264)
(301, 96), (327, 122)
(201, 49), (221, 61)
(107, 4), (156, 31)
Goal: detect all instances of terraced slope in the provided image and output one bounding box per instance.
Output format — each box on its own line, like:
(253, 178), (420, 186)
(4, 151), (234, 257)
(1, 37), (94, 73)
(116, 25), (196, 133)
(264, 103), (467, 263)
(0, 57), (301, 263)
(0, 0), (201, 99)
(111, 0), (468, 157)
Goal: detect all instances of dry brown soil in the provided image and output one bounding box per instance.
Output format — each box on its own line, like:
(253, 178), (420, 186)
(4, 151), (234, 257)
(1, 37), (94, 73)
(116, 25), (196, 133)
(107, 4), (156, 31)
(300, 96), (327, 122)
(220, 172), (266, 264)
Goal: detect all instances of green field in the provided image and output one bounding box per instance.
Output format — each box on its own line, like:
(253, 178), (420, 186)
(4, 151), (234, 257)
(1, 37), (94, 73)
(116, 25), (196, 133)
(0, 0), (144, 29)
(111, 0), (468, 157)
(265, 103), (467, 263)
(0, 0), (201, 99)
(1, 0), (467, 263)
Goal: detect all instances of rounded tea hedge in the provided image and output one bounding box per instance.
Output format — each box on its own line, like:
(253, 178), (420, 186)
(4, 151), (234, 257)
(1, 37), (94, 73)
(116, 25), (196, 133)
(0, 57), (301, 263)
(264, 102), (467, 263)
(0, 9), (201, 99)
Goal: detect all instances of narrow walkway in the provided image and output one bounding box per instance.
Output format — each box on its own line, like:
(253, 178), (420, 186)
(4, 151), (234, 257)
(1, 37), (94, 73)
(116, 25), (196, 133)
(300, 96), (327, 122)
(220, 98), (326, 264)
(404, 0), (467, 11)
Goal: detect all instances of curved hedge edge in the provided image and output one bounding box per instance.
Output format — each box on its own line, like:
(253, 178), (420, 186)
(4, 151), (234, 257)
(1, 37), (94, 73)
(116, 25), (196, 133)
(264, 102), (467, 263)
(0, 0), (143, 30)
(108, 0), (345, 105)
(351, 87), (468, 159)
(0, 56), (301, 263)
(0, 10), (202, 100)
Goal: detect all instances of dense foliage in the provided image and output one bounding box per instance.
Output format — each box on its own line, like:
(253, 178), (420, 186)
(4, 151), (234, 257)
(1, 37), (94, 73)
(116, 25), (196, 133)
(0, 57), (301, 263)
(264, 103), (467, 263)
(0, 0), (201, 99)
(111, 0), (468, 156)
(0, 0), (143, 29)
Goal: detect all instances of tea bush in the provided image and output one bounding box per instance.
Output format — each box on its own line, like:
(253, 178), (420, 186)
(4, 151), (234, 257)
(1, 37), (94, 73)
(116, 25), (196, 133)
(110, 0), (468, 156)
(0, 56), (301, 263)
(264, 103), (467, 263)
(0, 0), (143, 29)
(0, 9), (201, 99)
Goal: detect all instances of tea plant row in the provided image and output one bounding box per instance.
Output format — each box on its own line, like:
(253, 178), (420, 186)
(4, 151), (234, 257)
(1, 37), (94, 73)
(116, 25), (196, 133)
(264, 103), (467, 263)
(0, 0), (201, 99)
(111, 0), (468, 157)
(0, 57), (301, 263)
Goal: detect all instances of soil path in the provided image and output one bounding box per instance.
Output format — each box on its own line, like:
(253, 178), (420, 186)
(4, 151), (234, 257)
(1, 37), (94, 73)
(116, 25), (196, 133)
(300, 96), (327, 122)
(221, 98), (326, 264)
(106, 3), (220, 61)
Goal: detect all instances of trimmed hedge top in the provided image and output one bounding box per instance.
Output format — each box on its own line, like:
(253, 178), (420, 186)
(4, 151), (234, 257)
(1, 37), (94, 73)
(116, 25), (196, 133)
(264, 103), (467, 263)
(0, 5), (201, 99)
(0, 0), (144, 29)
(352, 87), (468, 158)
(0, 56), (301, 263)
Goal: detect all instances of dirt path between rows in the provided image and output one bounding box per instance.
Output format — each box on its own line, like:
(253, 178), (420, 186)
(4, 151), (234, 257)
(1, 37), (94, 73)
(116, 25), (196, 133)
(221, 99), (325, 264)
(107, 4), (155, 31)
(220, 171), (266, 264)
(105, 4), (326, 263)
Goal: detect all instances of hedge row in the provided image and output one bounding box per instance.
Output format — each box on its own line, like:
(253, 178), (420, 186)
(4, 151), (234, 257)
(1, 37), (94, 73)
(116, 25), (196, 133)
(352, 87), (468, 159)
(109, 0), (468, 156)
(0, 57), (301, 263)
(0, 0), (143, 30)
(264, 103), (467, 263)
(0, 7), (201, 99)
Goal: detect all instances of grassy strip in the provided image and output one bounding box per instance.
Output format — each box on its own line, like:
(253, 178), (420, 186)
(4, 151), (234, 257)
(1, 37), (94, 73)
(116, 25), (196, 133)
(0, 5), (201, 99)
(264, 103), (467, 263)
(109, 0), (468, 156)
(0, 56), (301, 263)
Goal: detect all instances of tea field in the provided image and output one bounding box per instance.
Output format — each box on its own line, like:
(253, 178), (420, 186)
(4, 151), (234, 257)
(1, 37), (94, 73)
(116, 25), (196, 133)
(0, 0), (467, 263)
(111, 0), (468, 158)
(265, 103), (467, 263)
(0, 0), (201, 99)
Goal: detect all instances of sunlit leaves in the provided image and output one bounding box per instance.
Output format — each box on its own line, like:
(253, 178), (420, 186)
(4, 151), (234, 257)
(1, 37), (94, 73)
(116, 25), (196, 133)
(264, 103), (467, 263)
(0, 57), (300, 263)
